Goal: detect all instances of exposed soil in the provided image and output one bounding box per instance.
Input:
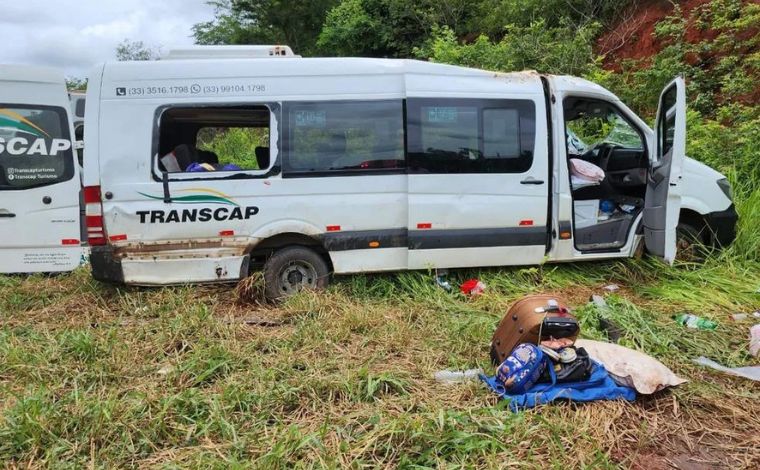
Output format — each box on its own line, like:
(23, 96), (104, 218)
(597, 0), (760, 65)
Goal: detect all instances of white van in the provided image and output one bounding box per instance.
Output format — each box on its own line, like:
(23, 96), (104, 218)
(82, 47), (737, 298)
(0, 65), (84, 274)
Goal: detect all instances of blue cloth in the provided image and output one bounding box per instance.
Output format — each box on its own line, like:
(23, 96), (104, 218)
(480, 360), (636, 411)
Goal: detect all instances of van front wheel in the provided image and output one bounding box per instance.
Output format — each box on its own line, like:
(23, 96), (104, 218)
(263, 246), (330, 301)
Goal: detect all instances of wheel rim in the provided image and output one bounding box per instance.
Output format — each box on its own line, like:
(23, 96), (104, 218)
(279, 260), (318, 295)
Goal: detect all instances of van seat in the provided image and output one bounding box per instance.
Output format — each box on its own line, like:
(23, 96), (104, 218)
(255, 146), (270, 169)
(173, 144), (198, 171)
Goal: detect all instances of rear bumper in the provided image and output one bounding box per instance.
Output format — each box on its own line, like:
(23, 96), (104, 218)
(704, 204), (738, 247)
(89, 244), (248, 285)
(89, 245), (124, 283)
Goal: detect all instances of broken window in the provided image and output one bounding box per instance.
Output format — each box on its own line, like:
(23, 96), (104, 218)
(157, 105), (272, 174)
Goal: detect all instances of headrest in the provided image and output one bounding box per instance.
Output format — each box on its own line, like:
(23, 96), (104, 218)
(255, 146), (270, 170)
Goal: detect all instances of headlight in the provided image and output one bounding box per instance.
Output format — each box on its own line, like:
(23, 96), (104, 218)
(717, 178), (733, 200)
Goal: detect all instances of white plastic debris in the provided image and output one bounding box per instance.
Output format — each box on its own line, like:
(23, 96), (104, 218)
(603, 284), (620, 292)
(157, 364), (175, 376)
(732, 313), (748, 321)
(591, 295), (608, 309)
(750, 324), (760, 357)
(693, 357), (760, 381)
(434, 369), (483, 384)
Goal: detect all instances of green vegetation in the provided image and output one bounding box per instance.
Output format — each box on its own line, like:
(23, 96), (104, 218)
(2, 254), (759, 466)
(197, 127), (269, 170)
(3, 0), (760, 467)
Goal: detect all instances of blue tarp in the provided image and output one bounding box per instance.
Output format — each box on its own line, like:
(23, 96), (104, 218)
(480, 361), (636, 411)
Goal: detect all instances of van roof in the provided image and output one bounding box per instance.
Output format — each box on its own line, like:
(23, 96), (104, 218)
(101, 57), (539, 82)
(0, 64), (64, 84)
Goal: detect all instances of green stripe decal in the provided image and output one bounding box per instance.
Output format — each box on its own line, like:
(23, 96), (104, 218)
(137, 192), (239, 206)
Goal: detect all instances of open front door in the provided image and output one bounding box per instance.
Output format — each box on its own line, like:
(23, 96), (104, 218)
(644, 77), (686, 263)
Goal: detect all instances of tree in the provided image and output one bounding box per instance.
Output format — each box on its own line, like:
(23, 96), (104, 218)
(65, 77), (87, 91)
(115, 39), (159, 61)
(193, 0), (338, 56)
(317, 0), (473, 58)
(418, 21), (600, 77)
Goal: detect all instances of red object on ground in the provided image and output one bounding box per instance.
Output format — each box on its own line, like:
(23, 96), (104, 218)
(460, 279), (486, 296)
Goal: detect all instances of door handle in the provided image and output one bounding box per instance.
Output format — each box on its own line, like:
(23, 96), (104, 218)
(520, 178), (545, 185)
(0, 212), (16, 218)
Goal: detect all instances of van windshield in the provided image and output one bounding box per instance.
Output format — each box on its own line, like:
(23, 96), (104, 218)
(0, 105), (74, 190)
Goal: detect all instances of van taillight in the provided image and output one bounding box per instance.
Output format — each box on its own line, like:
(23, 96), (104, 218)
(84, 186), (106, 246)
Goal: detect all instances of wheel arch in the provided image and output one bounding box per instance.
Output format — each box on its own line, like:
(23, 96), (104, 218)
(247, 224), (333, 271)
(679, 207), (709, 244)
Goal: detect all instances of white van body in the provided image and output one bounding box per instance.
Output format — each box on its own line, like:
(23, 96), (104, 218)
(0, 65), (84, 273)
(82, 51), (736, 292)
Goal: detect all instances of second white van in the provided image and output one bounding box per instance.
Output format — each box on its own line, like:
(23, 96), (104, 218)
(0, 64), (84, 274)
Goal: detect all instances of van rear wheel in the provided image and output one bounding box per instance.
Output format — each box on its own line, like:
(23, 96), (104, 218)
(263, 246), (329, 301)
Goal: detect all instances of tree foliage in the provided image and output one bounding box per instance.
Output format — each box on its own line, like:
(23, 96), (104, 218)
(417, 21), (600, 76)
(65, 77), (87, 92)
(317, 0), (473, 57)
(115, 39), (158, 61)
(193, 0), (338, 55)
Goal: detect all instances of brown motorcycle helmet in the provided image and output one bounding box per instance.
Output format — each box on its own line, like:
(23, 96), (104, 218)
(490, 295), (579, 365)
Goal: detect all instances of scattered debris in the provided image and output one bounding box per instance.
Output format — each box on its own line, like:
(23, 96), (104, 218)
(156, 364), (175, 376)
(433, 368), (482, 384)
(576, 339), (687, 394)
(590, 295), (623, 342)
(674, 313), (717, 330)
(599, 318), (624, 343)
(693, 357), (760, 382)
(732, 313), (748, 321)
(603, 284), (620, 292)
(750, 324), (760, 357)
(460, 278), (486, 296)
(435, 269), (452, 291)
(490, 295), (577, 365)
(591, 294), (608, 309)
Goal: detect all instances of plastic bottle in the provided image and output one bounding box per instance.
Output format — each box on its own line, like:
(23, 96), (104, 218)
(433, 368), (483, 384)
(435, 276), (452, 291)
(674, 313), (717, 330)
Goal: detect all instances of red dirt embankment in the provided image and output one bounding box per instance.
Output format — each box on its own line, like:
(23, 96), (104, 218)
(597, 0), (760, 103)
(596, 0), (725, 69)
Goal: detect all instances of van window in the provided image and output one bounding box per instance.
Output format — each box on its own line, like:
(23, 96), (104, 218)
(283, 100), (404, 174)
(157, 106), (272, 174)
(564, 101), (642, 156)
(75, 98), (86, 119)
(0, 105), (74, 190)
(407, 98), (535, 173)
(658, 84), (678, 159)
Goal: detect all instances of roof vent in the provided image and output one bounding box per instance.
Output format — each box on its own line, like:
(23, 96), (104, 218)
(161, 45), (298, 60)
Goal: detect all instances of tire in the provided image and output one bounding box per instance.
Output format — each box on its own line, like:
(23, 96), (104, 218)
(675, 222), (706, 262)
(263, 246), (330, 301)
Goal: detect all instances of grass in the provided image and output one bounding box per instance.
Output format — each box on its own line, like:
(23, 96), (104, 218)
(1, 188), (759, 468)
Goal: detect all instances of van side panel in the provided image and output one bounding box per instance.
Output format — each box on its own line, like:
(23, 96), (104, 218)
(93, 64), (410, 283)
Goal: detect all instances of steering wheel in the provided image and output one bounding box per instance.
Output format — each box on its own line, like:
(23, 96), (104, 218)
(596, 143), (621, 173)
